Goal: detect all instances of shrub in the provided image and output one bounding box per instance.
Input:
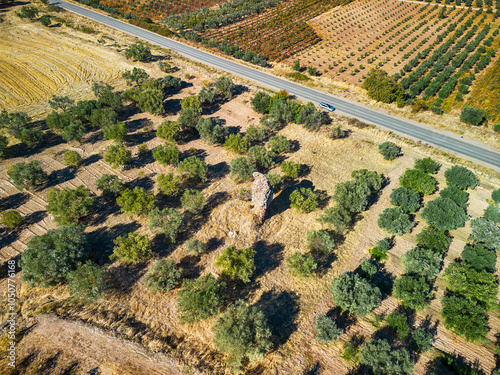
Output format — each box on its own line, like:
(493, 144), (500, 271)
(105, 143), (131, 168)
(214, 75), (235, 99)
(377, 207), (415, 235)
(246, 125), (266, 142)
(421, 197), (467, 231)
(444, 262), (498, 308)
(332, 181), (370, 214)
(360, 259), (378, 279)
(16, 5), (39, 19)
(181, 189), (205, 214)
(317, 206), (352, 234)
(7, 160), (48, 191)
(230, 157), (255, 183)
(403, 247), (442, 280)
(390, 187), (421, 213)
(0, 135), (8, 158)
(178, 107), (202, 131)
(247, 145), (275, 170)
(386, 312), (410, 339)
(198, 85), (217, 107)
(484, 205), (500, 224)
(196, 117), (226, 144)
(213, 300), (272, 372)
(444, 165), (479, 190)
(63, 120), (86, 142)
(315, 314), (343, 343)
(290, 188), (318, 213)
(359, 339), (414, 375)
(469, 218), (500, 251)
(251, 92), (271, 113)
(378, 141), (400, 160)
(416, 226), (451, 254)
(286, 251), (317, 278)
(267, 135), (290, 154)
(362, 69), (405, 104)
(177, 274), (226, 323)
(399, 169), (437, 195)
(224, 133), (250, 154)
(439, 185), (469, 209)
(493, 189), (500, 204)
(296, 104), (325, 131)
(494, 124), (500, 133)
(260, 114), (280, 130)
(441, 295), (488, 342)
(178, 156), (208, 183)
(331, 125), (345, 139)
(393, 275), (433, 310)
(1, 210), (23, 228)
(462, 243), (496, 272)
(157, 173), (182, 196)
(306, 230), (335, 254)
(215, 245), (256, 283)
(187, 239), (207, 256)
(412, 327), (433, 352)
(111, 232), (152, 264)
(265, 172), (283, 191)
(19, 224), (88, 287)
(62, 150), (82, 168)
(157, 120), (182, 143)
(152, 143), (180, 166)
(149, 207), (184, 243)
(280, 160), (300, 178)
(46, 186), (95, 226)
(142, 259), (182, 294)
(117, 187), (156, 216)
(460, 106), (486, 126)
(67, 261), (106, 303)
(331, 272), (382, 317)
(96, 174), (124, 198)
(124, 42), (151, 62)
(369, 238), (391, 261)
(102, 122), (127, 142)
(414, 157), (439, 174)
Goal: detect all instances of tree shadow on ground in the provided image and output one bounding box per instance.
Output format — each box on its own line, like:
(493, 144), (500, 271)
(302, 362), (322, 375)
(253, 240), (284, 279)
(255, 289), (300, 348)
(24, 210), (47, 226)
(126, 128), (156, 147)
(81, 153), (102, 167)
(106, 261), (149, 295)
(163, 98), (182, 115)
(0, 253), (21, 281)
(46, 166), (76, 188)
(289, 139), (301, 153)
(326, 306), (357, 332)
(180, 147), (208, 161)
(184, 191), (230, 235)
(87, 222), (141, 265)
(131, 150), (155, 169)
(131, 176), (155, 191)
(425, 352), (484, 375)
(0, 192), (29, 211)
(369, 262), (395, 299)
(86, 195), (120, 226)
(208, 161), (229, 180)
(267, 179), (314, 218)
(84, 129), (104, 145)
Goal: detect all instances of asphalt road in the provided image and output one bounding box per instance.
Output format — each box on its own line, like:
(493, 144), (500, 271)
(51, 0), (500, 170)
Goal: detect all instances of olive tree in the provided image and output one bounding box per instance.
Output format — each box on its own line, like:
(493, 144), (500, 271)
(45, 186), (95, 226)
(331, 272), (382, 317)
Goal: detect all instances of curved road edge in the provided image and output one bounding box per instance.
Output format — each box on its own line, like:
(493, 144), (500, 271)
(49, 0), (500, 171)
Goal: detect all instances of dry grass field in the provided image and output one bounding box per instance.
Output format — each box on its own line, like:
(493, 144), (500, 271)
(1, 3), (500, 375)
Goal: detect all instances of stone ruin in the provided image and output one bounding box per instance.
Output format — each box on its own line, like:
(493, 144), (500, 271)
(251, 172), (273, 222)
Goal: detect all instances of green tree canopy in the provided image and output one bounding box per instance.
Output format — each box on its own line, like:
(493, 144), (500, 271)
(7, 160), (48, 191)
(215, 245), (256, 283)
(390, 186), (422, 213)
(178, 156), (208, 183)
(67, 261), (106, 303)
(142, 259), (182, 294)
(105, 143), (132, 168)
(399, 169), (437, 195)
(469, 218), (500, 251)
(403, 247), (442, 280)
(421, 197), (467, 231)
(213, 300), (272, 372)
(414, 157), (439, 174)
(46, 186), (95, 226)
(415, 226), (451, 254)
(377, 207), (415, 235)
(444, 165), (479, 190)
(462, 243), (497, 272)
(359, 339), (414, 375)
(362, 69), (405, 103)
(149, 207), (184, 243)
(393, 275), (433, 310)
(111, 232), (152, 264)
(441, 295), (488, 342)
(116, 187), (156, 216)
(20, 224), (88, 287)
(177, 274), (226, 323)
(331, 272), (382, 317)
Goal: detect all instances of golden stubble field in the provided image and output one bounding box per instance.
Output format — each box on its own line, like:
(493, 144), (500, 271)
(1, 3), (500, 375)
(0, 6), (133, 118)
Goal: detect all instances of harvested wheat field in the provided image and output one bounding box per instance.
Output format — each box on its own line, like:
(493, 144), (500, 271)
(0, 14), (130, 116)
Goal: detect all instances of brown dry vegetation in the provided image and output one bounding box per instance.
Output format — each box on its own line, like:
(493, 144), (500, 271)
(1, 3), (500, 375)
